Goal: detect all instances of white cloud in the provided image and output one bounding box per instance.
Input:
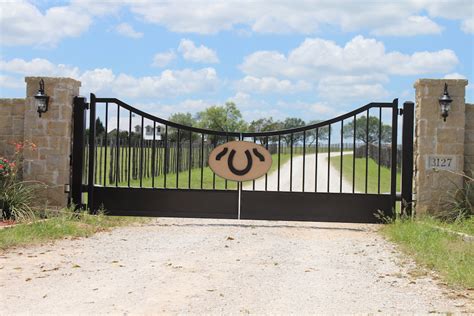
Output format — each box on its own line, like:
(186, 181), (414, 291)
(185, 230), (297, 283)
(443, 73), (467, 79)
(107, 68), (219, 98)
(236, 76), (311, 94)
(240, 36), (459, 79)
(178, 39), (219, 63)
(371, 16), (442, 36)
(0, 0), (91, 47)
(461, 17), (474, 34)
(152, 51), (176, 67)
(115, 23), (143, 39)
(309, 103), (337, 116)
(0, 58), (220, 99)
(0, 58), (80, 77)
(126, 1), (472, 35)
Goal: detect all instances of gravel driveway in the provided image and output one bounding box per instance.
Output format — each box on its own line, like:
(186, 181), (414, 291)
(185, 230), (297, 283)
(244, 152), (353, 193)
(0, 218), (471, 314)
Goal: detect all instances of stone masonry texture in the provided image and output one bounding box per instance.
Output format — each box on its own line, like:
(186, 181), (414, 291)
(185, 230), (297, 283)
(465, 104), (474, 178)
(0, 98), (25, 158)
(413, 79), (469, 214)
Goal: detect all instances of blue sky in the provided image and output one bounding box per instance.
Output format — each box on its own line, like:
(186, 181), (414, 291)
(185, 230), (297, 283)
(0, 0), (473, 123)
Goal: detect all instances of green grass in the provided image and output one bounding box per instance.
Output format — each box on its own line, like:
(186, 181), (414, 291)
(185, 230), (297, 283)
(97, 153), (293, 189)
(381, 217), (474, 289)
(330, 154), (401, 194)
(0, 211), (147, 250)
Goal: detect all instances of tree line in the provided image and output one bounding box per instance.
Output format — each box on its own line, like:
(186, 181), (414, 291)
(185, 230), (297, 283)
(89, 101), (392, 145)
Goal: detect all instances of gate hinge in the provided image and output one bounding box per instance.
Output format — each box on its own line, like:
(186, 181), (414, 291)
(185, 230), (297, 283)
(399, 108), (404, 116)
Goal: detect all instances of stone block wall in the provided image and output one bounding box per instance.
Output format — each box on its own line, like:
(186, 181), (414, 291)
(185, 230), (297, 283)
(413, 79), (469, 214)
(465, 104), (474, 177)
(0, 77), (80, 209)
(0, 98), (25, 158)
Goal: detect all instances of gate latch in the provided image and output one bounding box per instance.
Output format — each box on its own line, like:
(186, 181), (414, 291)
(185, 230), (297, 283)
(399, 108), (404, 116)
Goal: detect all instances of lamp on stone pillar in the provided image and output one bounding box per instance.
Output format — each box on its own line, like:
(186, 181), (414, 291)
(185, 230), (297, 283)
(34, 79), (49, 117)
(438, 83), (453, 122)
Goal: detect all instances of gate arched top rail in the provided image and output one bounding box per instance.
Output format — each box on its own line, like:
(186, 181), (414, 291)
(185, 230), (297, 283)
(93, 94), (397, 137)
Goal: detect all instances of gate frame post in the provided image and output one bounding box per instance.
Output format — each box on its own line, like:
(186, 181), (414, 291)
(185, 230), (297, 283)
(87, 93), (96, 213)
(401, 101), (414, 217)
(390, 99), (399, 217)
(71, 96), (88, 209)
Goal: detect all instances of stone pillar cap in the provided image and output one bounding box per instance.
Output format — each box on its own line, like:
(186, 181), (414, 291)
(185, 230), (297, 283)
(25, 76), (81, 87)
(414, 78), (468, 88)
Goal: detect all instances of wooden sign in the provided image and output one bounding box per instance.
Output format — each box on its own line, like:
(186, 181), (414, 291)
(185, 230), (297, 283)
(208, 141), (272, 181)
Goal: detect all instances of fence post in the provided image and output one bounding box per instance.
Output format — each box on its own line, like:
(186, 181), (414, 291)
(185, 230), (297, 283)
(71, 96), (87, 209)
(401, 101), (414, 216)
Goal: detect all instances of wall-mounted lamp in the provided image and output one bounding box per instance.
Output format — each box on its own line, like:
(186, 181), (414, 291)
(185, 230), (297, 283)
(34, 79), (49, 117)
(438, 83), (452, 122)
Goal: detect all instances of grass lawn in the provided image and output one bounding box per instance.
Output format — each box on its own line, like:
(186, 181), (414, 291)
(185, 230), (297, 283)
(103, 153), (294, 190)
(330, 154), (401, 194)
(0, 211), (147, 250)
(381, 217), (474, 289)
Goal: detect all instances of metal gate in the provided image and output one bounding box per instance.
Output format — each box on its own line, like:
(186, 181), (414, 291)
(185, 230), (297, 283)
(71, 94), (414, 223)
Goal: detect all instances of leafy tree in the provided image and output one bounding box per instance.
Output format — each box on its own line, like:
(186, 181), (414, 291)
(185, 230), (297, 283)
(306, 120), (329, 145)
(343, 115), (392, 144)
(168, 112), (197, 142)
(95, 118), (105, 136)
(281, 117), (305, 145)
(248, 117), (281, 146)
(197, 102), (247, 144)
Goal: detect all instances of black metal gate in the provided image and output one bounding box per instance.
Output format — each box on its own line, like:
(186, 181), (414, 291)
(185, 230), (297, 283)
(71, 94), (414, 223)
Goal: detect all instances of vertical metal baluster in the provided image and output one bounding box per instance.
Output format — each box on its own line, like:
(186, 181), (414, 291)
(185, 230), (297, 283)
(115, 105), (120, 187)
(176, 129), (180, 188)
(277, 135), (281, 191)
(128, 112), (132, 187)
(140, 116), (144, 188)
(290, 133), (293, 192)
(212, 136), (216, 189)
(164, 125), (168, 188)
(265, 136), (268, 191)
(252, 136), (256, 191)
(98, 137), (102, 185)
(104, 102), (108, 186)
(189, 130), (192, 189)
(352, 115), (356, 193)
(226, 135), (229, 190)
(152, 122), (156, 188)
(201, 134), (204, 189)
(365, 109), (369, 193)
(378, 106), (382, 194)
(121, 138), (124, 183)
(94, 137), (98, 185)
(302, 130), (306, 192)
(327, 124), (331, 192)
(340, 120), (343, 193)
(315, 128), (318, 192)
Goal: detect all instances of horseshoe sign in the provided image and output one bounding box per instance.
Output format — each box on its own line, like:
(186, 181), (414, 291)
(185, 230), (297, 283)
(208, 141), (272, 181)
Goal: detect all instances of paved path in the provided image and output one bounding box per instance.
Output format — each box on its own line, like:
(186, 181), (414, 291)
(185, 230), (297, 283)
(0, 218), (471, 314)
(244, 152), (354, 192)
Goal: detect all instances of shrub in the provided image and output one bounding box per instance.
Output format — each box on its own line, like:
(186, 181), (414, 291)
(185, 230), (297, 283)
(0, 141), (45, 222)
(436, 170), (473, 221)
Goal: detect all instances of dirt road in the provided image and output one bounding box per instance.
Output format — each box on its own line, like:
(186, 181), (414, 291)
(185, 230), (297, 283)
(244, 152), (353, 192)
(0, 218), (471, 314)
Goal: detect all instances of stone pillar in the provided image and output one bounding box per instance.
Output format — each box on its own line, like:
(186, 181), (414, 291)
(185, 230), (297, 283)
(413, 79), (468, 214)
(23, 77), (81, 209)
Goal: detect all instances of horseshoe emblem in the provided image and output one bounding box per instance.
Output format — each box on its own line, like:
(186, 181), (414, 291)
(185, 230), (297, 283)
(209, 141), (272, 181)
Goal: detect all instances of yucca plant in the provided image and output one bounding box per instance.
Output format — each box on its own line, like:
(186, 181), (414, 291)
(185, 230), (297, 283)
(436, 170), (473, 221)
(0, 141), (44, 222)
